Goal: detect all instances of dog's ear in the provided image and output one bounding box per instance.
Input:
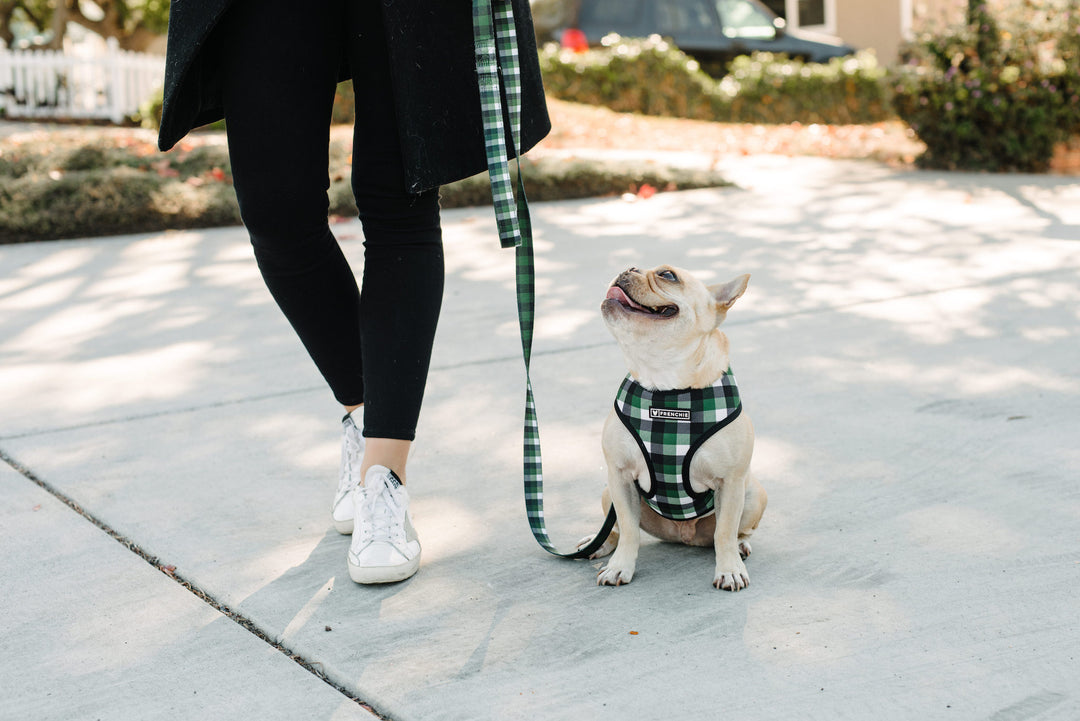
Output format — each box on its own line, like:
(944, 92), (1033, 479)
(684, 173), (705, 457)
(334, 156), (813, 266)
(710, 274), (750, 315)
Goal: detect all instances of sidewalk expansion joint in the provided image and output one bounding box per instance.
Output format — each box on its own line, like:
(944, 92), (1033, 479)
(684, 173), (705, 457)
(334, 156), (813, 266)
(6, 264), (1074, 440)
(0, 385), (325, 441)
(0, 342), (616, 442)
(0, 447), (393, 721)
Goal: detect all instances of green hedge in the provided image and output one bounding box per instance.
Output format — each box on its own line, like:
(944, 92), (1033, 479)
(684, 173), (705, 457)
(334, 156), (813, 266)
(537, 36), (892, 125)
(0, 137), (239, 240)
(0, 131), (729, 243)
(890, 1), (1080, 171)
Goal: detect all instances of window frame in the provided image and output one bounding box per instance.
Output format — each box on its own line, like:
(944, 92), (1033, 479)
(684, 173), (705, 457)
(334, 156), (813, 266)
(783, 0), (838, 34)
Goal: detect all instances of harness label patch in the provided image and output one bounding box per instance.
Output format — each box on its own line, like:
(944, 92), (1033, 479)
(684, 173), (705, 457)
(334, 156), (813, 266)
(649, 407), (691, 421)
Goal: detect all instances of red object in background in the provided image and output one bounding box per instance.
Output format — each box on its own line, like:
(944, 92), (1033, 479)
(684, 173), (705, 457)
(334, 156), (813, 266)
(561, 28), (589, 53)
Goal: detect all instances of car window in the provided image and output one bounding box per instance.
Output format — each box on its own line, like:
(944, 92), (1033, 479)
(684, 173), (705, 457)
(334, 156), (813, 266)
(715, 0), (777, 38)
(579, 0), (641, 27)
(654, 0), (721, 37)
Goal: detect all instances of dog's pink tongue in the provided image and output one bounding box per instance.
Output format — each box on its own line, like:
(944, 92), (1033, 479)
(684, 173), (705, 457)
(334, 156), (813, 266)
(606, 285), (643, 310)
(606, 286), (629, 303)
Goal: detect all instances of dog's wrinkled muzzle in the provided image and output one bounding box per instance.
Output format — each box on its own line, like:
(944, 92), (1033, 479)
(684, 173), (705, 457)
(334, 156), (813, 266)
(606, 280), (678, 318)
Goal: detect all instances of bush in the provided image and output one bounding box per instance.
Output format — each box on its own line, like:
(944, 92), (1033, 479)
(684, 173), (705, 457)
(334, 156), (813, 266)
(539, 35), (892, 125)
(890, 0), (1080, 171)
(0, 132), (239, 242)
(0, 167), (238, 241)
(0, 129), (729, 242)
(438, 155), (730, 209)
(144, 44), (888, 129)
(539, 36), (722, 119)
(136, 86), (164, 129)
(721, 52), (891, 124)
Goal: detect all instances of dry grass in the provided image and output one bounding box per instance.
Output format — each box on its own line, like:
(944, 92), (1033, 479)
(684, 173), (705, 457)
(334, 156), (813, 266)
(543, 98), (926, 166)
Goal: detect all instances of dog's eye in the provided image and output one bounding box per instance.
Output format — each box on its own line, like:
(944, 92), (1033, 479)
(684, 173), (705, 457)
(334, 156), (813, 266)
(657, 270), (678, 282)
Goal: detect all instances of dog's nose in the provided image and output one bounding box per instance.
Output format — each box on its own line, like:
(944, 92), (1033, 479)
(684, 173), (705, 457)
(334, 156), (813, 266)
(627, 266), (639, 274)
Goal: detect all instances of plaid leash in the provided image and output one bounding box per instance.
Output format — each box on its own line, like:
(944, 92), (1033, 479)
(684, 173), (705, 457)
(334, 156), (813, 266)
(473, 0), (616, 558)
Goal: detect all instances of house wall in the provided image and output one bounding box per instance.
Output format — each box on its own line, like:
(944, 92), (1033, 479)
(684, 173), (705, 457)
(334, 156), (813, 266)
(835, 0), (905, 63)
(834, 0), (965, 64)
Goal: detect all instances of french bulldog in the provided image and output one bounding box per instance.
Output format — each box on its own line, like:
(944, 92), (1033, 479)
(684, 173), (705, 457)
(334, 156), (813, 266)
(582, 265), (767, 591)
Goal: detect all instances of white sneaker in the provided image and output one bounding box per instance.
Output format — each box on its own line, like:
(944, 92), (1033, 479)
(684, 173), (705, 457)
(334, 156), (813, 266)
(331, 411), (365, 534)
(348, 465), (421, 584)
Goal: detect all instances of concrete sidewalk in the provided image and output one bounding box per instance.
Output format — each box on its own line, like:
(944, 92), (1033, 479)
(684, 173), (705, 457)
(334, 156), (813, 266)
(2, 155), (1079, 721)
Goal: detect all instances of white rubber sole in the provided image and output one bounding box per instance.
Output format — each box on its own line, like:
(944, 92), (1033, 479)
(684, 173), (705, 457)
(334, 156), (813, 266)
(348, 555), (420, 584)
(332, 514), (354, 535)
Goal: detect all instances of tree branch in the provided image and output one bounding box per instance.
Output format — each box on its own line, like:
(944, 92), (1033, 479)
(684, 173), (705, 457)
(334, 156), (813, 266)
(13, 0), (49, 29)
(67, 0), (119, 40)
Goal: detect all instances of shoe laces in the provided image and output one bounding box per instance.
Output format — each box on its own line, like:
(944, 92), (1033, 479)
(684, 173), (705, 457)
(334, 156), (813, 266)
(337, 417), (364, 498)
(357, 476), (406, 545)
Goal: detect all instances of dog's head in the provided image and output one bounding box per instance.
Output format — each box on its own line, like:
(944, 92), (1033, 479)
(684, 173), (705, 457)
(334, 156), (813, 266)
(602, 265), (749, 386)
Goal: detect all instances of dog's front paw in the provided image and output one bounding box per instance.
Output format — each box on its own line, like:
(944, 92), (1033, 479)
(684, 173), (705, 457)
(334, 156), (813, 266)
(597, 561), (635, 586)
(713, 557), (749, 592)
(577, 533), (617, 559)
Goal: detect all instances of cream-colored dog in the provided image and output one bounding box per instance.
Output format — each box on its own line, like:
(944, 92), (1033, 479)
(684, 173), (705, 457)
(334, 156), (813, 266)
(582, 265), (767, 591)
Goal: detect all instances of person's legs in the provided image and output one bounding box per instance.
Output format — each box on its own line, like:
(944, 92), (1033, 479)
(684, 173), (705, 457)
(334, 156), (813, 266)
(346, 0), (445, 483)
(217, 0), (442, 584)
(218, 0), (374, 537)
(218, 0), (367, 407)
(341, 0), (443, 584)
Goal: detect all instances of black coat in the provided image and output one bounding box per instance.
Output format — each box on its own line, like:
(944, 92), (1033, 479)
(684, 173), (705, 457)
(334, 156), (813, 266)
(157, 0), (551, 193)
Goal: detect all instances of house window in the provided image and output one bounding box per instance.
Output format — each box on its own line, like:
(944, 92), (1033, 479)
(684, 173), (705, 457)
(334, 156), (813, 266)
(761, 0), (834, 32)
(798, 0), (825, 26)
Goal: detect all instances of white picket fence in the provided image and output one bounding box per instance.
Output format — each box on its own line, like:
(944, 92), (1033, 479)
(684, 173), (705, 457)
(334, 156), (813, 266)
(0, 37), (164, 123)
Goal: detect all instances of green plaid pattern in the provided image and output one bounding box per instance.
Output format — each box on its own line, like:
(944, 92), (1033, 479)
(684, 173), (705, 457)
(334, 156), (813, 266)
(473, 0), (522, 250)
(613, 372), (743, 521)
(473, 0), (615, 557)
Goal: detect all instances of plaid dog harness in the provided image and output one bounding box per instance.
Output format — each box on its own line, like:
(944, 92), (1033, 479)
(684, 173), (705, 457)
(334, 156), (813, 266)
(614, 371), (743, 521)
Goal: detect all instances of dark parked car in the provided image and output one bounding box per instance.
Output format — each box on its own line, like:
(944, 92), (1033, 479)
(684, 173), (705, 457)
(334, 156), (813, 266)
(550, 0), (855, 76)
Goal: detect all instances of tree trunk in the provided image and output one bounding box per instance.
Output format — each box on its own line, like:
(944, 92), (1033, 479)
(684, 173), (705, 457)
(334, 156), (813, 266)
(67, 0), (121, 45)
(65, 0), (160, 53)
(0, 1), (16, 47)
(47, 0), (69, 49)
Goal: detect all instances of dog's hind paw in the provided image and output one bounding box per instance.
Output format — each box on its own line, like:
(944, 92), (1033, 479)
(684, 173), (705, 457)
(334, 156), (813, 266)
(597, 563), (634, 586)
(738, 540), (752, 559)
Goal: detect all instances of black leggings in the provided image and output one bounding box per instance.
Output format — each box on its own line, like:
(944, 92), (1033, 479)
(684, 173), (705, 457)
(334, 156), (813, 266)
(217, 0), (444, 440)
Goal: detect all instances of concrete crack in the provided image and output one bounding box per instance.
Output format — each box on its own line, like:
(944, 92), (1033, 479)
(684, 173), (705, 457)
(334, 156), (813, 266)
(0, 447), (392, 721)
